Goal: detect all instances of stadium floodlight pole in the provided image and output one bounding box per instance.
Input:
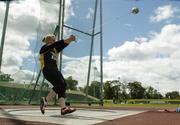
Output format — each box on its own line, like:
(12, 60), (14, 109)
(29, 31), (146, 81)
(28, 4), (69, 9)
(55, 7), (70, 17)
(100, 0), (104, 105)
(86, 0), (98, 99)
(0, 1), (10, 73)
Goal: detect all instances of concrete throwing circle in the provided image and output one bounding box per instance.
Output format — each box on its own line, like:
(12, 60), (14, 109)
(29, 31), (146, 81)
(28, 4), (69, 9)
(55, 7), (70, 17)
(2, 108), (144, 125)
(6, 108), (118, 117)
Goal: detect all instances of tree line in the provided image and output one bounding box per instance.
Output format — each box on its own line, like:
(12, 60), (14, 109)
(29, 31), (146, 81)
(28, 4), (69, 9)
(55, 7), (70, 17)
(64, 76), (180, 101)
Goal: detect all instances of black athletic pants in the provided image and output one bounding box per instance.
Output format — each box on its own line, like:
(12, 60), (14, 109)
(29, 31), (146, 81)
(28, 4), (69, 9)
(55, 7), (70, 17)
(42, 67), (66, 98)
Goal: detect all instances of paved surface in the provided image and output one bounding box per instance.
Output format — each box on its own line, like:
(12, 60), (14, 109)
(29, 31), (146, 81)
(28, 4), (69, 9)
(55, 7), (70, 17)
(0, 107), (144, 125)
(95, 111), (180, 125)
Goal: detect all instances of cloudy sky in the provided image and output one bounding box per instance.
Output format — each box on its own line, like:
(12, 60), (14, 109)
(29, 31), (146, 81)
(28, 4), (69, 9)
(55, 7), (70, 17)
(0, 0), (180, 94)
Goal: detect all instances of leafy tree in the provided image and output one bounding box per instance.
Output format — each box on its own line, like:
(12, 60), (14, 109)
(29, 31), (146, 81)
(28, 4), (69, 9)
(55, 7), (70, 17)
(103, 81), (114, 99)
(145, 86), (154, 99)
(87, 81), (101, 98)
(153, 89), (163, 99)
(120, 81), (129, 100)
(103, 80), (129, 102)
(65, 76), (78, 90)
(0, 73), (14, 82)
(111, 80), (122, 102)
(165, 91), (180, 99)
(127, 81), (146, 99)
(144, 86), (163, 99)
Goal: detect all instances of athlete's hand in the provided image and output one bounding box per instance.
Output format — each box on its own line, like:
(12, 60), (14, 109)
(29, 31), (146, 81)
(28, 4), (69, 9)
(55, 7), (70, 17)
(69, 35), (76, 42)
(64, 35), (76, 44)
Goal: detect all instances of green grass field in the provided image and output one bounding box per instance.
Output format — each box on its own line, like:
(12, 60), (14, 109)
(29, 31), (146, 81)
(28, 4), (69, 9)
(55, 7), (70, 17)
(1, 81), (180, 109)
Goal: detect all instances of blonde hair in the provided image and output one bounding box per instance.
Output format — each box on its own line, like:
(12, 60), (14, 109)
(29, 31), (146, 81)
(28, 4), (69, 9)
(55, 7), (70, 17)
(42, 34), (55, 43)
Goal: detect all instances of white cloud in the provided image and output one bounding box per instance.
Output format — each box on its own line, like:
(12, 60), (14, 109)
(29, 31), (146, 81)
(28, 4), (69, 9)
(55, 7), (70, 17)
(108, 24), (180, 61)
(124, 24), (132, 27)
(0, 0), (74, 83)
(150, 5), (179, 22)
(104, 24), (180, 93)
(61, 55), (101, 87)
(86, 8), (94, 19)
(1, 65), (35, 83)
(62, 55), (90, 85)
(0, 2), (5, 24)
(123, 23), (133, 31)
(11, 69), (35, 83)
(65, 0), (75, 18)
(134, 37), (148, 43)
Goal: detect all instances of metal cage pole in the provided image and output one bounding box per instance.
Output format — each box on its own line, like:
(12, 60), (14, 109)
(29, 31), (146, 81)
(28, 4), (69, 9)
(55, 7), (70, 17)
(54, 0), (63, 105)
(58, 0), (62, 41)
(86, 0), (98, 98)
(59, 0), (65, 71)
(100, 0), (104, 104)
(0, 1), (10, 73)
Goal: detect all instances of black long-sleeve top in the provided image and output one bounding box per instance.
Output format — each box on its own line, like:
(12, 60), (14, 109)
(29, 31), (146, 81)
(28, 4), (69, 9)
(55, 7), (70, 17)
(39, 40), (68, 70)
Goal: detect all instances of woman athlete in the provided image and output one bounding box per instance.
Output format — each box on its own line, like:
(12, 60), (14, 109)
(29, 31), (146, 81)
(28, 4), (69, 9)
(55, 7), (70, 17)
(39, 34), (76, 115)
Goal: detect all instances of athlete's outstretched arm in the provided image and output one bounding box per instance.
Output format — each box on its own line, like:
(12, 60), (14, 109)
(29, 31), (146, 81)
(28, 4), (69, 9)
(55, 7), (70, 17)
(64, 35), (76, 44)
(55, 35), (76, 52)
(41, 35), (76, 53)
